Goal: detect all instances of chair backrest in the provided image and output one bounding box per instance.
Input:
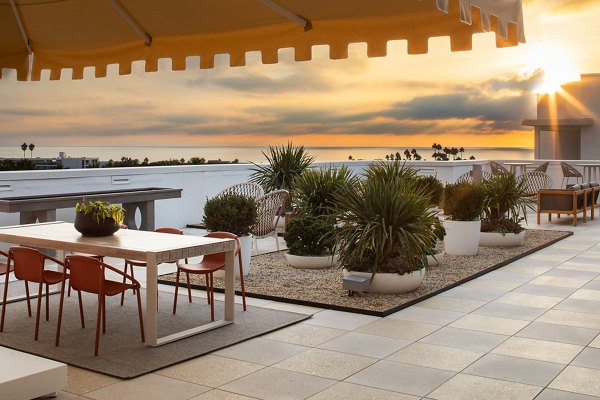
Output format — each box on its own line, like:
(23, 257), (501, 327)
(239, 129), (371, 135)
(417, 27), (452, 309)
(519, 171), (553, 196)
(456, 170), (493, 183)
(489, 161), (510, 175)
(251, 190), (289, 237)
(8, 247), (45, 282)
(202, 232), (241, 264)
(216, 182), (265, 199)
(154, 227), (183, 235)
(561, 162), (583, 178)
(66, 255), (105, 294)
(533, 161), (549, 173)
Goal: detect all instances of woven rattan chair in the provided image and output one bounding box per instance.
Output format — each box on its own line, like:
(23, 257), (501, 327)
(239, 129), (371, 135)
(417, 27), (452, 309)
(489, 161), (510, 175)
(519, 171), (553, 203)
(216, 182), (264, 199)
(533, 161), (549, 173)
(250, 190), (289, 253)
(456, 170), (493, 183)
(561, 162), (583, 188)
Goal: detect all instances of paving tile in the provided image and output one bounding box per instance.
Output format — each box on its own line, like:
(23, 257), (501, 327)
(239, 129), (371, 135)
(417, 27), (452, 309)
(461, 279), (522, 292)
(549, 366), (600, 397)
(583, 280), (600, 291)
(387, 342), (483, 372)
(491, 337), (583, 364)
(572, 347), (600, 370)
(387, 306), (464, 326)
(85, 374), (209, 400)
(345, 360), (454, 397)
(273, 348), (376, 380)
(307, 381), (419, 400)
(495, 292), (563, 309)
(416, 296), (486, 313)
(560, 262), (600, 273)
(419, 327), (507, 352)
(463, 353), (564, 386)
(190, 390), (256, 400)
(571, 289), (600, 301)
(590, 335), (600, 348)
(221, 367), (335, 400)
(529, 275), (589, 289)
(156, 355), (263, 388)
(516, 322), (599, 345)
(536, 388), (600, 400)
(262, 323), (346, 347)
(65, 367), (121, 396)
(213, 337), (308, 365)
(500, 264), (552, 276)
(472, 301), (546, 321)
(554, 298), (600, 315)
(355, 318), (440, 341)
(513, 283), (577, 298)
(302, 310), (379, 330)
(477, 270), (536, 283)
(317, 331), (411, 358)
(437, 286), (505, 302)
(449, 314), (529, 335)
(427, 373), (541, 400)
(538, 310), (600, 329)
(543, 268), (600, 280)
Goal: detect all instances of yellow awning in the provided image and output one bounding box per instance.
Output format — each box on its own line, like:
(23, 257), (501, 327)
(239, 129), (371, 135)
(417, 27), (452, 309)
(0, 0), (525, 81)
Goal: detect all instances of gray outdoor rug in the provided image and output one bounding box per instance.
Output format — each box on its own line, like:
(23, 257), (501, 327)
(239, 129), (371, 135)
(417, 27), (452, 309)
(0, 289), (309, 379)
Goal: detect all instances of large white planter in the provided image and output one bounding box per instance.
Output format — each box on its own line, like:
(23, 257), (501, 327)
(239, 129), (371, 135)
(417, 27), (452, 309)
(285, 253), (339, 269)
(342, 268), (425, 294)
(214, 234), (253, 278)
(443, 219), (481, 256)
(427, 251), (444, 267)
(479, 231), (525, 247)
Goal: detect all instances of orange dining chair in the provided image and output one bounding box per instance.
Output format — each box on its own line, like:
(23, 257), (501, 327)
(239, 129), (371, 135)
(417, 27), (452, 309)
(1, 246), (67, 340)
(121, 227), (184, 305)
(0, 250), (12, 283)
(55, 254), (144, 356)
(172, 232), (246, 321)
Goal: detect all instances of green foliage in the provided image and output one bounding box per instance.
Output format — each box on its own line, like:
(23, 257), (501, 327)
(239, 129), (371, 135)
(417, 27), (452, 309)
(415, 175), (445, 207)
(331, 163), (438, 275)
(249, 143), (315, 193)
(480, 173), (529, 233)
(442, 182), (485, 221)
(75, 200), (125, 224)
(284, 214), (336, 256)
(292, 166), (356, 218)
(203, 193), (257, 236)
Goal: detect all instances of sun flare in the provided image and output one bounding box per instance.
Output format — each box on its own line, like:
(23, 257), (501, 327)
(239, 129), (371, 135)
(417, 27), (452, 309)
(522, 45), (580, 93)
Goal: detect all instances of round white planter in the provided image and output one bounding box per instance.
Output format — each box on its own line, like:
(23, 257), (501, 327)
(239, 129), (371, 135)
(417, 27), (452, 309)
(285, 253), (339, 269)
(214, 234), (253, 278)
(427, 251), (444, 267)
(443, 219), (481, 256)
(342, 268), (425, 294)
(479, 231), (525, 247)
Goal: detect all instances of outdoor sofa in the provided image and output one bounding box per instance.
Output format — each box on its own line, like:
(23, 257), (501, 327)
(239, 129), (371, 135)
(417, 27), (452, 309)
(537, 182), (600, 226)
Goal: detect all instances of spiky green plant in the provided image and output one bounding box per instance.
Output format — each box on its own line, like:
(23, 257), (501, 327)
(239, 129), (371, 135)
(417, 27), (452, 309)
(249, 143), (315, 193)
(480, 173), (529, 233)
(75, 200), (125, 224)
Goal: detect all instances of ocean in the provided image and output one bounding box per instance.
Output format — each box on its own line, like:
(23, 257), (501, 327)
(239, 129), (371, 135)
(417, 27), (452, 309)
(0, 146), (534, 163)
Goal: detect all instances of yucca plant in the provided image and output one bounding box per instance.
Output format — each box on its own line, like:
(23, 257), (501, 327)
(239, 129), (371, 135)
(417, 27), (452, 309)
(249, 143), (315, 193)
(331, 163), (437, 275)
(480, 173), (529, 233)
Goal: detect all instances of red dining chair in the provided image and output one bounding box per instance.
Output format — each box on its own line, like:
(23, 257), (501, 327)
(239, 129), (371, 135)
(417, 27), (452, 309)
(1, 246), (67, 340)
(172, 232), (246, 321)
(0, 250), (12, 282)
(55, 254), (144, 356)
(121, 227), (185, 305)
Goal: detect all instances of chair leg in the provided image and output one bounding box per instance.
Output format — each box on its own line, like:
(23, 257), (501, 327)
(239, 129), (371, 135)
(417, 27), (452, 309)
(136, 287), (145, 343)
(204, 274), (210, 305)
(45, 282), (50, 321)
(102, 295), (106, 334)
(173, 268), (180, 314)
(0, 271), (10, 332)
(120, 262), (129, 306)
(34, 282), (43, 341)
(78, 290), (85, 328)
(25, 281), (32, 317)
(95, 294), (102, 356)
(55, 277), (67, 347)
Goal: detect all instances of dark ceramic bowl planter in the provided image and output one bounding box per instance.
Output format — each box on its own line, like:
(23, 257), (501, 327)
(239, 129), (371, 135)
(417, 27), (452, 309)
(74, 213), (120, 237)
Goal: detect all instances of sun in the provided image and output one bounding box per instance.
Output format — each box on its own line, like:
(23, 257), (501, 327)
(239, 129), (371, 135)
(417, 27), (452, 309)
(521, 45), (580, 93)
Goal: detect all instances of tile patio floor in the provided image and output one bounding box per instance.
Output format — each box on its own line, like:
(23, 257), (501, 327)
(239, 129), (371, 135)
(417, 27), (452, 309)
(42, 213), (600, 399)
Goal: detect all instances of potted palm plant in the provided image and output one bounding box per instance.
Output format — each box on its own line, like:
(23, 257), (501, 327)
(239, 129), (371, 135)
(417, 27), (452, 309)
(479, 173), (529, 247)
(442, 182), (486, 255)
(332, 161), (438, 293)
(203, 192), (258, 276)
(74, 200), (125, 236)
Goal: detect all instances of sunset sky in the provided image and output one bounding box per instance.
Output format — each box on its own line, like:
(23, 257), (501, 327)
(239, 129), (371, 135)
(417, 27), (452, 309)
(1, 0), (599, 151)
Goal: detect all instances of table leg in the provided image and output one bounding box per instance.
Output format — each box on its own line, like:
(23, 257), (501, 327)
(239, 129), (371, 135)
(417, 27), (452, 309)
(145, 254), (158, 346)
(224, 249), (234, 322)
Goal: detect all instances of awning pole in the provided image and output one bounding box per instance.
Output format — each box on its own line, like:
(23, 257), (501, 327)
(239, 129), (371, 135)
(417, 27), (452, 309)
(257, 0), (312, 31)
(106, 0), (153, 46)
(9, 0), (32, 54)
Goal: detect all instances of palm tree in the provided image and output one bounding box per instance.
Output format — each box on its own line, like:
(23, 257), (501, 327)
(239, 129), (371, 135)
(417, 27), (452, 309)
(28, 143), (35, 159)
(20, 143), (27, 159)
(459, 147), (465, 159)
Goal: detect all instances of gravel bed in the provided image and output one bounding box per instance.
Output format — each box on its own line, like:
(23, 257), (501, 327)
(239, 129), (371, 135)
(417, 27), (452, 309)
(159, 229), (570, 315)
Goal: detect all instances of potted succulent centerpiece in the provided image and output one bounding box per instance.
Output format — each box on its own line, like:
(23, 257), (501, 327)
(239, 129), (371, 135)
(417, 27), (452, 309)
(479, 173), (529, 247)
(203, 192), (258, 276)
(333, 161), (438, 293)
(283, 166), (354, 268)
(74, 200), (125, 236)
(442, 182), (485, 255)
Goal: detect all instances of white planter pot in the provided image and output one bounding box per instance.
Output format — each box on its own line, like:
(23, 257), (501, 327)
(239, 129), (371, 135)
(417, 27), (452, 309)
(443, 219), (481, 256)
(427, 251), (444, 267)
(285, 253), (339, 269)
(214, 234), (253, 278)
(479, 231), (525, 247)
(343, 268), (425, 294)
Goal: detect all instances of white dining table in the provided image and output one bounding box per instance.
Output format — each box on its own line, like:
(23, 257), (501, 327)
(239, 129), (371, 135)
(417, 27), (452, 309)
(0, 221), (236, 346)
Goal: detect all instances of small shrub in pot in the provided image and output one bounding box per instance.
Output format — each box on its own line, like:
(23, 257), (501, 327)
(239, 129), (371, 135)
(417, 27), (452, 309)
(203, 193), (257, 236)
